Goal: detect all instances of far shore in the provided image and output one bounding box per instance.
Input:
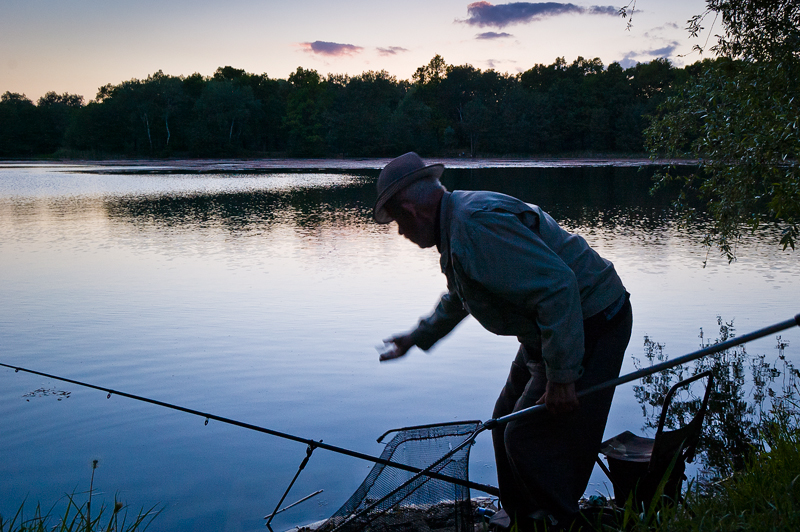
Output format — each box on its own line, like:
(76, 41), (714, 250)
(0, 156), (696, 173)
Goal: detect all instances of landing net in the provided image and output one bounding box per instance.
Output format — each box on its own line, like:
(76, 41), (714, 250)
(321, 421), (481, 532)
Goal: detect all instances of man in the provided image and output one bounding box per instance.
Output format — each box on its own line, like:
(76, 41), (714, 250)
(376, 152), (632, 529)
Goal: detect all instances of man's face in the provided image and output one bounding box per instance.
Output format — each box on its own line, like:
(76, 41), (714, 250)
(386, 201), (436, 249)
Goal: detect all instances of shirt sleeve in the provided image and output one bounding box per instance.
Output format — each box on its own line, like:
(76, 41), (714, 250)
(408, 291), (469, 351)
(461, 210), (586, 383)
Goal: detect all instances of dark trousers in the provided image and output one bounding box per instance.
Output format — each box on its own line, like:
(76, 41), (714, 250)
(492, 299), (632, 524)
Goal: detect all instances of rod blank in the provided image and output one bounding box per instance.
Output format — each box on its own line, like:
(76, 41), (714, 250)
(0, 361), (499, 495)
(485, 313), (800, 429)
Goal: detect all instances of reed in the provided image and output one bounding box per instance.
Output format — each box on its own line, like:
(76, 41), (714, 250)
(0, 462), (160, 532)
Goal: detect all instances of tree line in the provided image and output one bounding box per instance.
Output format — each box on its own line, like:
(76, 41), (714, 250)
(1, 56), (695, 158)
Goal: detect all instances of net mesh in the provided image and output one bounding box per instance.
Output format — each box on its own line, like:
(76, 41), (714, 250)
(320, 421), (480, 532)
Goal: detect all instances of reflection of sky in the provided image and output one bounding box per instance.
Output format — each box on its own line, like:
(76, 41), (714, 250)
(1, 165), (797, 530)
(0, 168), (369, 199)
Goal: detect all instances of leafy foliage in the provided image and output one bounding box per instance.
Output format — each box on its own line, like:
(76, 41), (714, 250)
(646, 0), (800, 258)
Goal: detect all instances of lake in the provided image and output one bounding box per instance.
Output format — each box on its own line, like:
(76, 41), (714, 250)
(1, 160), (797, 531)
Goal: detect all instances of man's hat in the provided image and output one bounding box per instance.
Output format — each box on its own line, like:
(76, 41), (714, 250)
(373, 152), (444, 223)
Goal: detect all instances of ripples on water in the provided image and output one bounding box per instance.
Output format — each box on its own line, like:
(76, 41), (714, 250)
(0, 162), (797, 531)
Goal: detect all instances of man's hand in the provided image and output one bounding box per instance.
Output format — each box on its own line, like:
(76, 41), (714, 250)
(378, 333), (415, 362)
(536, 381), (579, 416)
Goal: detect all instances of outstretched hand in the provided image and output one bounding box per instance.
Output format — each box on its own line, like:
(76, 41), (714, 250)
(536, 380), (579, 416)
(378, 333), (415, 362)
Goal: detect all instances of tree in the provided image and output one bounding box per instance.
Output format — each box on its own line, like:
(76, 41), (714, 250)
(0, 56), (686, 158)
(326, 70), (404, 156)
(36, 91), (84, 154)
(412, 54), (448, 86)
(646, 0), (800, 259)
(191, 79), (260, 154)
(146, 71), (186, 150)
(387, 88), (438, 155)
(0, 92), (39, 156)
(283, 67), (329, 156)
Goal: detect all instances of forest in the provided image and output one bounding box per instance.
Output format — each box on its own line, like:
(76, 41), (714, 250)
(0, 55), (699, 158)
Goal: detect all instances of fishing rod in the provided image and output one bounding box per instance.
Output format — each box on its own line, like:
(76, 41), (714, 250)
(3, 314), (798, 502)
(486, 312), (800, 430)
(332, 312), (800, 523)
(0, 361), (498, 495)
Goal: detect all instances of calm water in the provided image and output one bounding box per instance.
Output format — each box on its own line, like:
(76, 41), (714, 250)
(1, 161), (797, 531)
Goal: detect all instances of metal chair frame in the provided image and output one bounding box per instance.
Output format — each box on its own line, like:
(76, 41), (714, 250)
(597, 370), (714, 509)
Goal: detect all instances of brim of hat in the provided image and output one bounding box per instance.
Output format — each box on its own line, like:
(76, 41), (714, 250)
(373, 163), (444, 223)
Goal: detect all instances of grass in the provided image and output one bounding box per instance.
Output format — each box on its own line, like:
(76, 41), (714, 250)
(0, 461), (161, 532)
(604, 405), (800, 532)
(0, 496), (160, 532)
(667, 409), (800, 532)
(500, 404), (800, 531)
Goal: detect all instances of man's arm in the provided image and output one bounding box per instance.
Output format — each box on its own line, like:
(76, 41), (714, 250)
(380, 291), (468, 362)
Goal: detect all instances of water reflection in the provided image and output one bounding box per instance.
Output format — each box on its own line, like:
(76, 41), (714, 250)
(66, 167), (686, 245)
(633, 317), (799, 479)
(0, 166), (735, 247)
(82, 166), (796, 277)
(103, 183), (377, 236)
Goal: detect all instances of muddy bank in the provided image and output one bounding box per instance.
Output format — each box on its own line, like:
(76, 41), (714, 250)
(287, 496), (616, 532)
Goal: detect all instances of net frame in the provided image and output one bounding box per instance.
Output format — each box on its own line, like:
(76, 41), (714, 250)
(323, 421), (481, 532)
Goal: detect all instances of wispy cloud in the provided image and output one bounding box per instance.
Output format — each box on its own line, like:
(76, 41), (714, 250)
(476, 31), (513, 39)
(643, 22), (681, 39)
(619, 41), (680, 68)
(485, 58), (518, 70)
(300, 41), (363, 56)
(459, 2), (618, 28)
(377, 46), (409, 56)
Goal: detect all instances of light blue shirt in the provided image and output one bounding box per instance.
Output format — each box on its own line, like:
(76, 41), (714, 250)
(409, 190), (626, 383)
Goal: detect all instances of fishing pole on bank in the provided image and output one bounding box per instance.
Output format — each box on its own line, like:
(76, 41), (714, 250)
(0, 359), (498, 495)
(2, 313), (798, 498)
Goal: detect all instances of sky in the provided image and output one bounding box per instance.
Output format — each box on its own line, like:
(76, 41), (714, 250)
(2, 0), (710, 102)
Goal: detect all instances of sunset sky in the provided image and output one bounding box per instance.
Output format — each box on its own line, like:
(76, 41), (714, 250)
(2, 0), (709, 102)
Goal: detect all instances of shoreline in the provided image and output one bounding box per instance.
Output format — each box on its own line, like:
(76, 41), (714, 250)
(0, 156), (696, 173)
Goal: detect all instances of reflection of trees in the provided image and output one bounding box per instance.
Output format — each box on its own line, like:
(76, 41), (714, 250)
(633, 317), (798, 479)
(446, 166), (683, 215)
(91, 165), (796, 267)
(103, 173), (378, 235)
(100, 167), (688, 237)
(446, 166), (690, 248)
(100, 167), (707, 247)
